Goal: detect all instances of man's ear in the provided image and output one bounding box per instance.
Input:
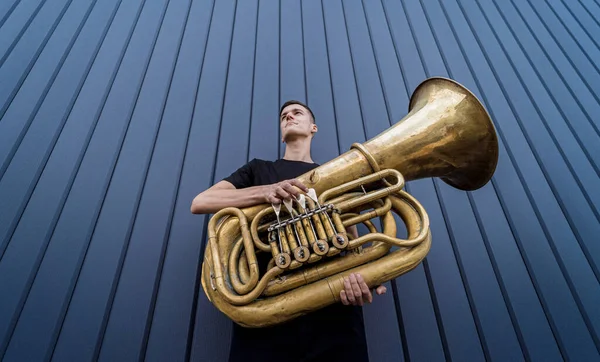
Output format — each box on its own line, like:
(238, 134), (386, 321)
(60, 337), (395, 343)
(311, 124), (318, 134)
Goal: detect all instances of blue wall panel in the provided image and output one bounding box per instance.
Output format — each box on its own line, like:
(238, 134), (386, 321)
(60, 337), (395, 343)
(1, 0), (599, 361)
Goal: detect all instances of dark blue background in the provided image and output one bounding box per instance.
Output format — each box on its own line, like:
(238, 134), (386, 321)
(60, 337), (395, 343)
(1, 0), (599, 360)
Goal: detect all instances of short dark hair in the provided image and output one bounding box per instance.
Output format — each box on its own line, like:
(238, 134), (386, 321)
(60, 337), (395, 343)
(279, 100), (316, 123)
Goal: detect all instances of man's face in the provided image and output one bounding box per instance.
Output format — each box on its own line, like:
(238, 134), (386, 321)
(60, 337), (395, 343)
(280, 104), (317, 142)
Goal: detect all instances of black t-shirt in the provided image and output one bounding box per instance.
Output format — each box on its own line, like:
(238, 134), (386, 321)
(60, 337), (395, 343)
(223, 158), (369, 362)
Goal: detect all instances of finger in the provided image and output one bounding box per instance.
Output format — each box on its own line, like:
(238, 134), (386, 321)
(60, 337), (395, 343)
(275, 187), (291, 200)
(281, 183), (300, 197)
(344, 278), (356, 304)
(289, 179), (308, 192)
(343, 277), (356, 304)
(356, 274), (372, 303)
(349, 274), (363, 306)
(340, 290), (349, 305)
(376, 285), (387, 295)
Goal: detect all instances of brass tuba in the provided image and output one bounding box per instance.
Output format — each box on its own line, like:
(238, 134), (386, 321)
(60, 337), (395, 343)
(200, 77), (499, 328)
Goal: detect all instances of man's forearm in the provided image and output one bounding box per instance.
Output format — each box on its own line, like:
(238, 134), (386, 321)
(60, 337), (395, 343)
(191, 186), (267, 214)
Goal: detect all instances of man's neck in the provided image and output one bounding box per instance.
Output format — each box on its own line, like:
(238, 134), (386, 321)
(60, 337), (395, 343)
(282, 138), (314, 163)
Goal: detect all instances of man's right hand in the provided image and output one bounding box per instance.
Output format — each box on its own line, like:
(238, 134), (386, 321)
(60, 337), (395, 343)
(191, 179), (309, 215)
(263, 179), (309, 204)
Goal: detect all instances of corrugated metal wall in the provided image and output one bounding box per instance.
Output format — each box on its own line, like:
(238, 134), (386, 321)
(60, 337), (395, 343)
(0, 0), (599, 361)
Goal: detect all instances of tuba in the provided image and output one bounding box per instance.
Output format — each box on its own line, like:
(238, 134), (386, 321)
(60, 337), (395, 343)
(200, 77), (499, 328)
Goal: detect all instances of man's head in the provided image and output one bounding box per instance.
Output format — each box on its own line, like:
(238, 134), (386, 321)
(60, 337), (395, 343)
(279, 100), (318, 143)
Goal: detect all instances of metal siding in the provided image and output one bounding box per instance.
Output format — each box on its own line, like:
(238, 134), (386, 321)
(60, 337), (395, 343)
(0, 0), (598, 361)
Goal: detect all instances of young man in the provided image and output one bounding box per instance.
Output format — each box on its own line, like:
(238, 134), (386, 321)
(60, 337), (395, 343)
(191, 100), (386, 362)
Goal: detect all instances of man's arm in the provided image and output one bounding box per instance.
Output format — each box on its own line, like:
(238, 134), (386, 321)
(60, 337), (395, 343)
(190, 179), (308, 215)
(191, 181), (267, 214)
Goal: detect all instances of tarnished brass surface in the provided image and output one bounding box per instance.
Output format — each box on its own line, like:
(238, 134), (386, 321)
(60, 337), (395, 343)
(200, 77), (498, 328)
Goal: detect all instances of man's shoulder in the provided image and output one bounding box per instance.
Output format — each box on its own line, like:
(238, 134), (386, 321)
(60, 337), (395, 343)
(244, 158), (321, 172)
(246, 158), (275, 168)
(248, 158), (272, 164)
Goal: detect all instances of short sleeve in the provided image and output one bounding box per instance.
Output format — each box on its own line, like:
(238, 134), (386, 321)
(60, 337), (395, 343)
(222, 159), (256, 189)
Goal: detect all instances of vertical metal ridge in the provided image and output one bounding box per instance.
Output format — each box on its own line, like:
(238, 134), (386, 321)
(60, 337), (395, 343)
(450, 4), (600, 347)
(187, 0), (238, 360)
(554, 0), (600, 50)
(514, 0), (600, 100)
(465, 190), (531, 361)
(410, 1), (492, 358)
(457, 0), (600, 300)
(44, 1), (129, 358)
(0, 0), (145, 358)
(534, 0), (600, 73)
(0, 0), (49, 69)
(182, 0), (217, 359)
(392, 0), (459, 359)
(421, 258), (451, 362)
(338, 0), (367, 142)
(432, 180), (492, 361)
(464, 0), (600, 241)
(0, 0), (102, 263)
(359, 1), (415, 359)
(0, 0), (79, 172)
(425, 0), (565, 358)
(381, 0), (448, 354)
(0, 0), (104, 353)
(87, 0), (172, 359)
(483, 0), (600, 145)
(472, 0), (600, 182)
(0, 0), (73, 119)
(0, 0), (76, 179)
(477, 0), (600, 283)
(300, 0), (308, 108)
(466, 0), (597, 356)
(429, 0), (578, 358)
(319, 0), (342, 156)
(359, 0), (391, 128)
(386, 281), (409, 362)
(379, 0), (410, 105)
(507, 0), (600, 107)
(378, 1), (442, 360)
(587, 0), (600, 11)
(0, 0), (23, 30)
(399, 0), (491, 359)
(576, 0), (600, 28)
(246, 0), (260, 164)
(277, 0), (281, 159)
(490, 178), (568, 360)
(135, 0), (195, 359)
(0, 0), (97, 260)
(453, 0), (600, 352)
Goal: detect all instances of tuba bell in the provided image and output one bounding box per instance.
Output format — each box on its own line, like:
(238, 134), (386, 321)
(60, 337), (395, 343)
(200, 77), (499, 328)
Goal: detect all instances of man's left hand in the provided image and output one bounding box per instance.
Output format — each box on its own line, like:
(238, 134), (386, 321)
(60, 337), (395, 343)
(340, 273), (387, 306)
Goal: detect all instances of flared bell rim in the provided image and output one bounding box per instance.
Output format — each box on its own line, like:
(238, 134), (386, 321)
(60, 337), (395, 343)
(409, 77), (499, 191)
